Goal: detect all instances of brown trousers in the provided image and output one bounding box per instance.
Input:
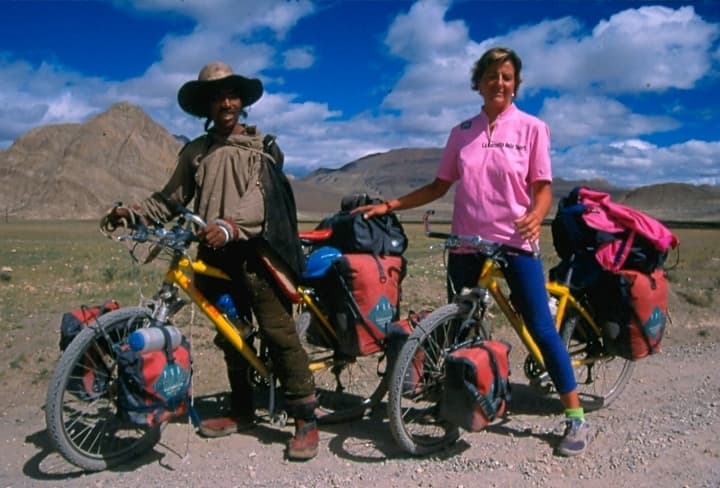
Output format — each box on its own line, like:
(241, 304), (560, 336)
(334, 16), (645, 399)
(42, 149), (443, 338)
(195, 242), (315, 413)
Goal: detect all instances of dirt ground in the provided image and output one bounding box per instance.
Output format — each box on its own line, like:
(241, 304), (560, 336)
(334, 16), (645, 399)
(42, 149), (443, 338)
(1, 283), (719, 488)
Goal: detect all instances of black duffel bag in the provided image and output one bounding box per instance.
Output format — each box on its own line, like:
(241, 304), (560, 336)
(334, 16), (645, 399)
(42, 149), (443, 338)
(316, 193), (408, 256)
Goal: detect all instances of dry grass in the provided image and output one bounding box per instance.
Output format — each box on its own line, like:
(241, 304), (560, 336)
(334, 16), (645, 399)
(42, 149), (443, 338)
(1, 221), (717, 329)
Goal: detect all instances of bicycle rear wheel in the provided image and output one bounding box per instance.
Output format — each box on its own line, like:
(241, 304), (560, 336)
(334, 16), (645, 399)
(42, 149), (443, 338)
(560, 313), (635, 411)
(387, 304), (470, 456)
(45, 307), (161, 471)
(296, 311), (388, 424)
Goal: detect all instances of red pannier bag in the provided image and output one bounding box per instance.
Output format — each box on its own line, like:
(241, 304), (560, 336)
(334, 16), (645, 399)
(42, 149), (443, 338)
(329, 254), (407, 356)
(615, 268), (668, 360)
(439, 339), (511, 432)
(385, 309), (433, 397)
(58, 300), (120, 400)
(117, 334), (192, 427)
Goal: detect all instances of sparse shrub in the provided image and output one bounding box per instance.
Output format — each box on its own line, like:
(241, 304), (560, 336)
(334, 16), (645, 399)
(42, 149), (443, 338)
(9, 353), (26, 370)
(677, 289), (713, 308)
(103, 266), (117, 283)
(0, 266), (12, 282)
(122, 267), (142, 281)
(32, 368), (51, 385)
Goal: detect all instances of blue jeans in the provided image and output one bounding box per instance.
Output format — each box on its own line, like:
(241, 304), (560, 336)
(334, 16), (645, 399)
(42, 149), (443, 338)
(447, 252), (577, 394)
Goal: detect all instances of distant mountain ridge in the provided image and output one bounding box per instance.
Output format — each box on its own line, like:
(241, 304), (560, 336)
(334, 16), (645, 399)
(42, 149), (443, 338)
(1, 102), (718, 222)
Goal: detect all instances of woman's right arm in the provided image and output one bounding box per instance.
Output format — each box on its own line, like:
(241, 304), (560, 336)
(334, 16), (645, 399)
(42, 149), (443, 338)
(357, 177), (452, 219)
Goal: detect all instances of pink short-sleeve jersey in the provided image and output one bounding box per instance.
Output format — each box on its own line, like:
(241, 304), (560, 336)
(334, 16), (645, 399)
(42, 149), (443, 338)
(436, 104), (552, 251)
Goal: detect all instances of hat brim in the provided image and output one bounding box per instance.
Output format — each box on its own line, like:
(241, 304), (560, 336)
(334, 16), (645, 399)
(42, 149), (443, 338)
(177, 75), (264, 118)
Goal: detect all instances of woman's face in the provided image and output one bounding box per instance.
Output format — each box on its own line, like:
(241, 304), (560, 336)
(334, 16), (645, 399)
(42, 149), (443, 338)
(209, 88), (243, 135)
(478, 60), (516, 112)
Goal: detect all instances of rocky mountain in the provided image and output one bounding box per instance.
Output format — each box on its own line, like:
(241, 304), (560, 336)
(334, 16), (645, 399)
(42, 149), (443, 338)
(0, 102), (181, 219)
(1, 102), (717, 222)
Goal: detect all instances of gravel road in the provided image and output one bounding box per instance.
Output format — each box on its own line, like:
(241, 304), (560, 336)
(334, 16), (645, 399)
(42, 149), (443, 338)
(2, 322), (719, 488)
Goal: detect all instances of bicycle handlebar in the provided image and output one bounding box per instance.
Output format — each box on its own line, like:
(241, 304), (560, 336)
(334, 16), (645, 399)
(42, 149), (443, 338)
(422, 210), (540, 258)
(115, 205), (206, 255)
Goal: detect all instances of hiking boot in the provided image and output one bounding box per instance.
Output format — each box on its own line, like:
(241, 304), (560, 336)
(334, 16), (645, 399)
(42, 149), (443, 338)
(286, 419), (319, 461)
(556, 418), (593, 457)
(198, 415), (256, 438)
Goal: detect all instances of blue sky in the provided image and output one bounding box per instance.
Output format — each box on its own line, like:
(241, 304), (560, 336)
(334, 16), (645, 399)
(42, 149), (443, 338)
(1, 0), (719, 187)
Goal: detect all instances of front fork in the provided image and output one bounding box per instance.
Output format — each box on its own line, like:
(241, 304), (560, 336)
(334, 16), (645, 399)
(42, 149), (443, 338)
(152, 283), (187, 323)
(454, 287), (492, 341)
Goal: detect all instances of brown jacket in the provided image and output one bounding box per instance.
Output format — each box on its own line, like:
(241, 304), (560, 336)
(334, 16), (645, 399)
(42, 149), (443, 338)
(137, 128), (302, 298)
(139, 129), (265, 239)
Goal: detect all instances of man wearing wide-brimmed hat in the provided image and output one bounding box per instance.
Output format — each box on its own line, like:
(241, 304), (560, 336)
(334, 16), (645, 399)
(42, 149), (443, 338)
(102, 62), (319, 460)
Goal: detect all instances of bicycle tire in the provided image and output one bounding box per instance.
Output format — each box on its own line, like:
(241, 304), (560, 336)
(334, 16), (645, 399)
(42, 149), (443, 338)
(45, 307), (161, 471)
(560, 313), (635, 411)
(295, 311), (388, 424)
(387, 304), (469, 456)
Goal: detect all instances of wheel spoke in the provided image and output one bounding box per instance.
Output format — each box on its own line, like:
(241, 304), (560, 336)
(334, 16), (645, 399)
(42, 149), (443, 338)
(388, 304), (466, 455)
(46, 308), (161, 471)
(561, 313), (634, 410)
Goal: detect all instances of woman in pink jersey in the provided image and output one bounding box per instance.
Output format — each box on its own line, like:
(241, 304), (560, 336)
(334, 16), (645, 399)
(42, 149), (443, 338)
(358, 47), (592, 457)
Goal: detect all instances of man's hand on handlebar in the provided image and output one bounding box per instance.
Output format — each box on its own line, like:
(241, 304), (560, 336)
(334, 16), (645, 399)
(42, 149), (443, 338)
(197, 223), (230, 249)
(99, 205), (144, 235)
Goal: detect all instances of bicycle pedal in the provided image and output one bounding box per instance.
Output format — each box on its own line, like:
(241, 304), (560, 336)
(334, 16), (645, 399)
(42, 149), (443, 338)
(529, 374), (554, 395)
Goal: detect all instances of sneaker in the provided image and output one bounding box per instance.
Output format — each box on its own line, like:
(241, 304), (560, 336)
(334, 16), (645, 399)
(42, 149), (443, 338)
(555, 418), (593, 457)
(198, 415), (256, 438)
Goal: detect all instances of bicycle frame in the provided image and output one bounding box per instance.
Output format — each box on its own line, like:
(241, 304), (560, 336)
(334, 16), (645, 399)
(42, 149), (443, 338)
(386, 211), (636, 456)
(162, 249), (344, 378)
(45, 209), (396, 471)
(475, 258), (602, 370)
(163, 253), (270, 377)
(422, 210), (603, 371)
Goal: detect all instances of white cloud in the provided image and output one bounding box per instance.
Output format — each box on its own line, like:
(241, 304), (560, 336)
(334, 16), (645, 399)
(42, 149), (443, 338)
(554, 139), (720, 187)
(282, 47), (315, 70)
(1, 0), (718, 187)
(540, 95), (680, 147)
(127, 0), (315, 39)
(503, 6), (719, 94)
(385, 0), (468, 62)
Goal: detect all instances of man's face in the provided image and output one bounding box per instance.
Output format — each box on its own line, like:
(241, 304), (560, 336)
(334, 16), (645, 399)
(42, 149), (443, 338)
(209, 87), (242, 135)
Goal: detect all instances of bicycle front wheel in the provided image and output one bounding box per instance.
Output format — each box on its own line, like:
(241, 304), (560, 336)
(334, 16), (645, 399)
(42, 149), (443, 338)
(561, 313), (635, 411)
(45, 307), (161, 471)
(296, 311), (388, 424)
(387, 304), (471, 456)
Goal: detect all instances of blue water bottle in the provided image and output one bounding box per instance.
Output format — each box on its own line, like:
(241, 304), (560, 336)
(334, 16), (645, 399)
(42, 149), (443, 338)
(216, 293), (254, 339)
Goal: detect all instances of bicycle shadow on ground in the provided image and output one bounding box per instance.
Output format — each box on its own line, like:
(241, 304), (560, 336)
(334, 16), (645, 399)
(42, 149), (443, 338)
(23, 394), (287, 479)
(505, 382), (564, 416)
(193, 392), (443, 462)
(197, 393), (473, 463)
(482, 382), (566, 449)
(319, 402), (473, 463)
(22, 428), (166, 481)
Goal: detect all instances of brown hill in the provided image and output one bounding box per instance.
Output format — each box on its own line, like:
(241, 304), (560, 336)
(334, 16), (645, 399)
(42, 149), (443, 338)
(292, 148), (453, 220)
(0, 102), (717, 223)
(0, 102), (181, 219)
